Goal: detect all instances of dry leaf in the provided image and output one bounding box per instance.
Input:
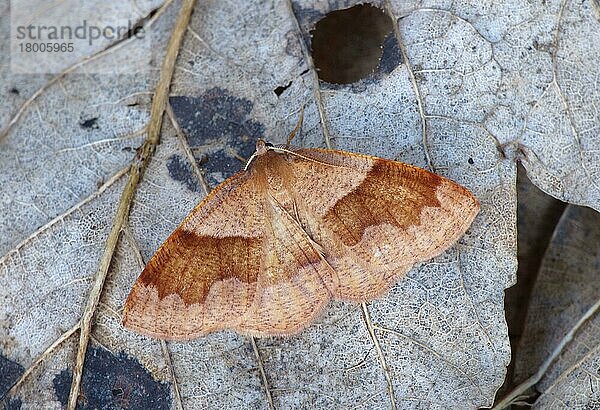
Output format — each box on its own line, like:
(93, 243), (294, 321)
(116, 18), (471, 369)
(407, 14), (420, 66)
(0, 0), (598, 408)
(496, 164), (566, 400)
(511, 205), (600, 408)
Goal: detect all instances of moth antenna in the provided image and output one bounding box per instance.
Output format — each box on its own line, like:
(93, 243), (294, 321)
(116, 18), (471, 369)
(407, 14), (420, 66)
(270, 146), (354, 170)
(285, 107), (304, 149)
(244, 149), (259, 170)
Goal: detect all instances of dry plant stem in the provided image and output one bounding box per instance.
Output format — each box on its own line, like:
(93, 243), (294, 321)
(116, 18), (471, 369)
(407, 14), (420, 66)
(251, 337), (275, 410)
(66, 1), (196, 408)
(493, 297), (600, 409)
(361, 303), (398, 410)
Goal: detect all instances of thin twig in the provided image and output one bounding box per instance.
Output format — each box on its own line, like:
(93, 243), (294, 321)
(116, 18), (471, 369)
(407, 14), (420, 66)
(251, 337), (275, 410)
(66, 1), (196, 408)
(161, 340), (184, 410)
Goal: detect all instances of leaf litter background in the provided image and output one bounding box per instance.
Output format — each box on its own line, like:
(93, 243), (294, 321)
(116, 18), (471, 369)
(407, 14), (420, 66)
(0, 0), (598, 408)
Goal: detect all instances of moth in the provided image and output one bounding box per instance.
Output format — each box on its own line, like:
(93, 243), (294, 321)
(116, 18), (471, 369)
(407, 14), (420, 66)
(123, 118), (479, 340)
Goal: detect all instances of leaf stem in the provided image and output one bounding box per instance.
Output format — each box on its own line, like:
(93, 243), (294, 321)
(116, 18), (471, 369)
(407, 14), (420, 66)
(361, 303), (398, 410)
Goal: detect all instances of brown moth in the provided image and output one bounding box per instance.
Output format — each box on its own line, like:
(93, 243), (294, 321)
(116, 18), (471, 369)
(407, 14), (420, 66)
(123, 122), (479, 340)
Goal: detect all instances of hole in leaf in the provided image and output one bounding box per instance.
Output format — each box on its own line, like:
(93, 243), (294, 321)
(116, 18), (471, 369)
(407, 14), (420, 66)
(310, 4), (394, 84)
(274, 80), (292, 96)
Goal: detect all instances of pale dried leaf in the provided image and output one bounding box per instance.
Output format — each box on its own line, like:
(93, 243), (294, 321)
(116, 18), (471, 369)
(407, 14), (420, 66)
(513, 205), (600, 408)
(496, 164), (565, 398)
(0, 0), (598, 408)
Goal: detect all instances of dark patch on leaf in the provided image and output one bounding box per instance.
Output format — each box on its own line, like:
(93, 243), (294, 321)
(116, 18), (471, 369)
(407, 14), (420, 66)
(0, 353), (24, 399)
(52, 370), (70, 405)
(9, 88), (19, 95)
(79, 117), (99, 130)
(378, 32), (402, 75)
(166, 154), (200, 192)
(52, 345), (170, 410)
(169, 88), (264, 187)
(2, 397), (22, 410)
(201, 150), (248, 188)
(169, 89), (263, 147)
